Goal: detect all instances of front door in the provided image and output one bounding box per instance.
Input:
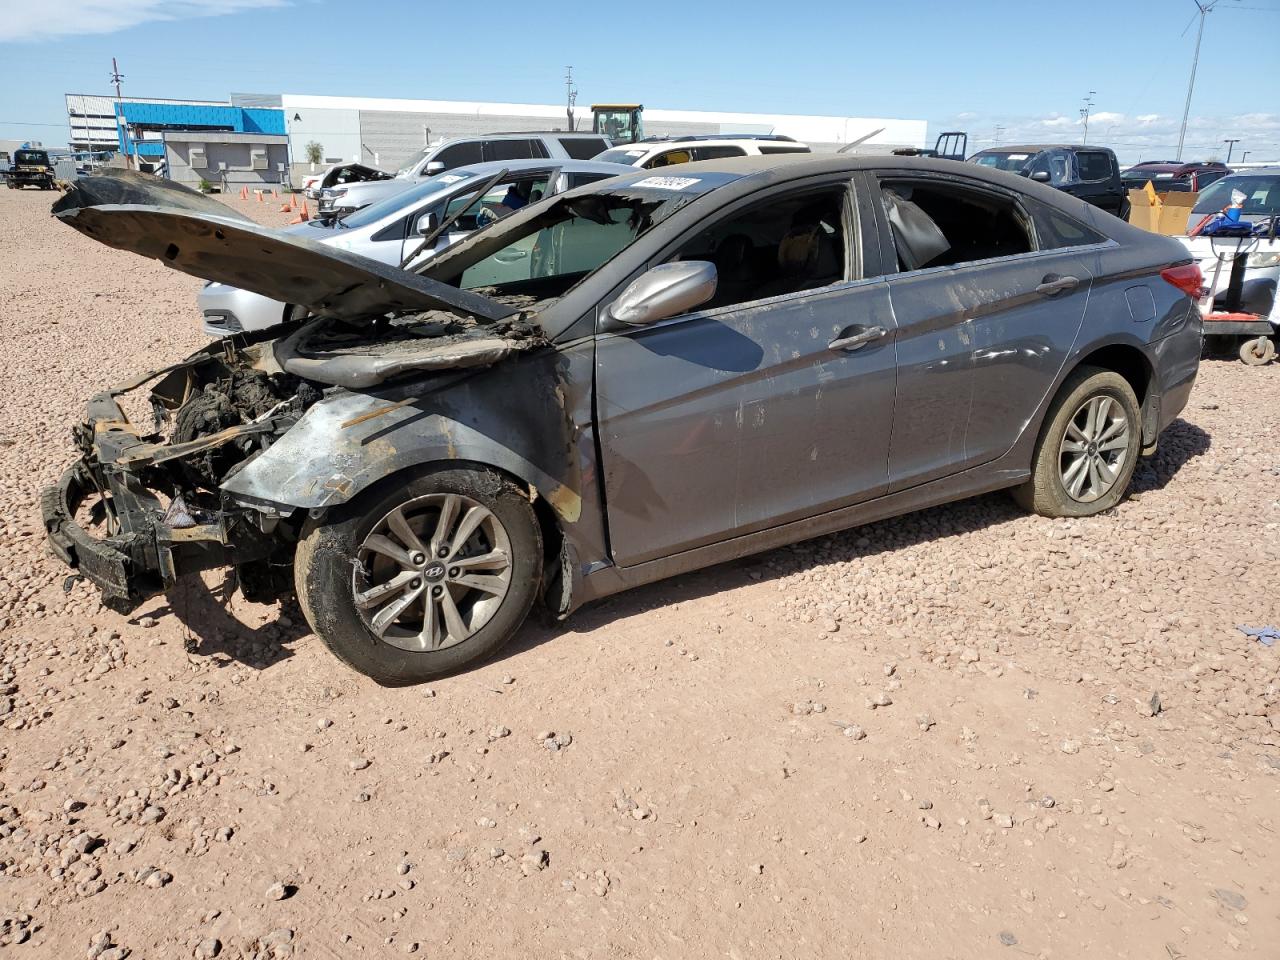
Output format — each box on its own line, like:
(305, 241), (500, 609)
(595, 182), (898, 567)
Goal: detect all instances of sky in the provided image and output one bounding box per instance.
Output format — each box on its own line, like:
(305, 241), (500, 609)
(2, 0), (1279, 165)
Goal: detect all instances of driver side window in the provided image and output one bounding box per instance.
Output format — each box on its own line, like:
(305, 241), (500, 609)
(665, 187), (849, 312)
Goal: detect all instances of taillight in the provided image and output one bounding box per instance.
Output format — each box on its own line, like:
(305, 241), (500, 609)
(1160, 263), (1203, 298)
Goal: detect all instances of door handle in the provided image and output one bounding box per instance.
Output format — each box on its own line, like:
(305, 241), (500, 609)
(1036, 274), (1080, 296)
(828, 325), (887, 352)
(494, 249), (529, 263)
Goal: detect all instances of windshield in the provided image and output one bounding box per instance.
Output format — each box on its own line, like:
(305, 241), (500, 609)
(970, 151), (1036, 173)
(426, 176), (731, 299)
(595, 147), (648, 165)
(15, 151), (48, 165)
(1192, 174), (1280, 215)
(338, 169), (478, 229)
(395, 146), (432, 177)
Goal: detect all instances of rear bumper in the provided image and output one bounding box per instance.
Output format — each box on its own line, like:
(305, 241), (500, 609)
(41, 391), (282, 612)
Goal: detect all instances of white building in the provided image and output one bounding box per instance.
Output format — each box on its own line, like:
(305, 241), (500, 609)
(280, 93), (926, 172)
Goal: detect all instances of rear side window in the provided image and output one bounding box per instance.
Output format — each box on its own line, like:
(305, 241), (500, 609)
(558, 137), (608, 160)
(432, 141), (483, 170)
(1076, 151), (1115, 182)
(484, 139), (547, 162)
(1027, 198), (1106, 249)
(691, 145), (747, 161)
(566, 171), (616, 188)
(879, 179), (1034, 271)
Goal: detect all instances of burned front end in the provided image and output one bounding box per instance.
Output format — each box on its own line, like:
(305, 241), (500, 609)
(43, 338), (323, 610)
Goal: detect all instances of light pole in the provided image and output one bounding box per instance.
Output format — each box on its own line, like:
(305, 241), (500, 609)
(1177, 1), (1226, 161)
(1240, 151), (1250, 163)
(1223, 138), (1240, 163)
(1079, 91), (1096, 144)
(993, 124), (1005, 145)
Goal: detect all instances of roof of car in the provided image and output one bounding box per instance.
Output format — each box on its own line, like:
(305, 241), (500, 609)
(447, 158), (633, 176)
(1125, 161), (1228, 174)
(975, 144), (1109, 154)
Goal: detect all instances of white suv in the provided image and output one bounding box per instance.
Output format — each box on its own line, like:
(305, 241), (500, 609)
(594, 135), (810, 169)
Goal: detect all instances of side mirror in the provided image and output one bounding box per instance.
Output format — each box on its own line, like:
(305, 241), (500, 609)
(1029, 170), (1051, 183)
(608, 261), (718, 326)
(424, 161), (445, 176)
(415, 211), (439, 236)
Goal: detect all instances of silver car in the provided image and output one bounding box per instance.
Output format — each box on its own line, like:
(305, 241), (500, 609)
(199, 159), (630, 335)
(319, 132), (612, 220)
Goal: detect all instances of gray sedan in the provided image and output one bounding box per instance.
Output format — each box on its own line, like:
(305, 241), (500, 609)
(47, 156), (1202, 685)
(198, 158), (630, 335)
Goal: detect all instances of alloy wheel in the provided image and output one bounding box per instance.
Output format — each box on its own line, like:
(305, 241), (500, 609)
(353, 493), (513, 652)
(1058, 394), (1131, 504)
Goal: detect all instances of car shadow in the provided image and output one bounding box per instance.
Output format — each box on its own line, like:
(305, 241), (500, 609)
(150, 573), (308, 671)
(145, 417), (1212, 678)
(1128, 418), (1211, 496)
(498, 416), (1213, 661)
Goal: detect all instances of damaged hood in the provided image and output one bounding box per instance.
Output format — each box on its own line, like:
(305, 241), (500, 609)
(53, 172), (514, 323)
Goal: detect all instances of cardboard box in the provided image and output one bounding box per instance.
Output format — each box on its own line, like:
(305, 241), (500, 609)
(1127, 187), (1198, 236)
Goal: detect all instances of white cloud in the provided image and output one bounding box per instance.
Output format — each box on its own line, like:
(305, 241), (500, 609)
(961, 111), (1280, 164)
(0, 0), (289, 43)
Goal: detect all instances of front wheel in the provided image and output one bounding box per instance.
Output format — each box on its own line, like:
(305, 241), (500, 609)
(294, 466), (543, 685)
(1011, 366), (1142, 517)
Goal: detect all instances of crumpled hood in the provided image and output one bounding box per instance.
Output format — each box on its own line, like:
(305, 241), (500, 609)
(52, 171), (514, 323)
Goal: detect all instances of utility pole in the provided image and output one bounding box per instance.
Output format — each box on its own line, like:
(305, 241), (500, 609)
(1178, 1), (1223, 161)
(1079, 91), (1096, 144)
(110, 56), (131, 169)
(993, 124), (1005, 145)
(1223, 138), (1240, 163)
(564, 66), (577, 132)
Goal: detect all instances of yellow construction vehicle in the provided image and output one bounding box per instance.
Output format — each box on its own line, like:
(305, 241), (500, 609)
(591, 104), (644, 144)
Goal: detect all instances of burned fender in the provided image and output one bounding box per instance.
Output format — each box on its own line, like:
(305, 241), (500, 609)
(221, 350), (582, 523)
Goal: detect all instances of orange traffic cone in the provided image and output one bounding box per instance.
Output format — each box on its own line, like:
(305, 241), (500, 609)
(280, 202), (292, 212)
(298, 201), (309, 222)
(272, 188), (280, 200)
(239, 185), (248, 200)
(256, 190), (264, 203)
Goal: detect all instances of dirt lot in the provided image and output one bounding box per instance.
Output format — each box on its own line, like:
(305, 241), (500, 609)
(1, 183), (1278, 959)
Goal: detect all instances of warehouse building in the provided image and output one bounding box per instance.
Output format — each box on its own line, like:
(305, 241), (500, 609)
(66, 90), (926, 186)
(281, 93), (926, 175)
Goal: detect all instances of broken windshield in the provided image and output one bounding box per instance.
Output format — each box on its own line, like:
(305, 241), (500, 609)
(427, 175), (734, 296)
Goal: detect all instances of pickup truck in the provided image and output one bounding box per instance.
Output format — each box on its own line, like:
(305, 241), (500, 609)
(7, 148), (56, 190)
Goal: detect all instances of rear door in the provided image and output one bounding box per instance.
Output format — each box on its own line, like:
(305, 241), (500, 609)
(870, 173), (1095, 489)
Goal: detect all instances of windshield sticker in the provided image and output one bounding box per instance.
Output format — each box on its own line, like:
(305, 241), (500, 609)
(631, 176), (701, 191)
(438, 174), (466, 184)
(1006, 154), (1029, 161)
(624, 150), (645, 157)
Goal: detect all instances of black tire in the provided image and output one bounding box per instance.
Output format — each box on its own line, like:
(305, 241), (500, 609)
(294, 466), (543, 685)
(1011, 366), (1142, 517)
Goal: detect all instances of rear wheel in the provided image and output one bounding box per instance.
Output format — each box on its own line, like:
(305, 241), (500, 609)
(1239, 336), (1276, 366)
(1011, 366), (1141, 517)
(295, 467), (542, 685)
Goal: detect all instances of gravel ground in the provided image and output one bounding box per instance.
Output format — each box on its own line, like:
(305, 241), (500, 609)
(0, 184), (1278, 959)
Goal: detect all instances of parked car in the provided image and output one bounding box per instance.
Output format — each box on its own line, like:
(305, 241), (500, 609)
(319, 132), (612, 220)
(7, 148), (56, 190)
(200, 159), (631, 335)
(1122, 160), (1230, 194)
(46, 156), (1201, 684)
(594, 134), (810, 169)
(969, 144), (1130, 219)
(302, 162), (392, 200)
